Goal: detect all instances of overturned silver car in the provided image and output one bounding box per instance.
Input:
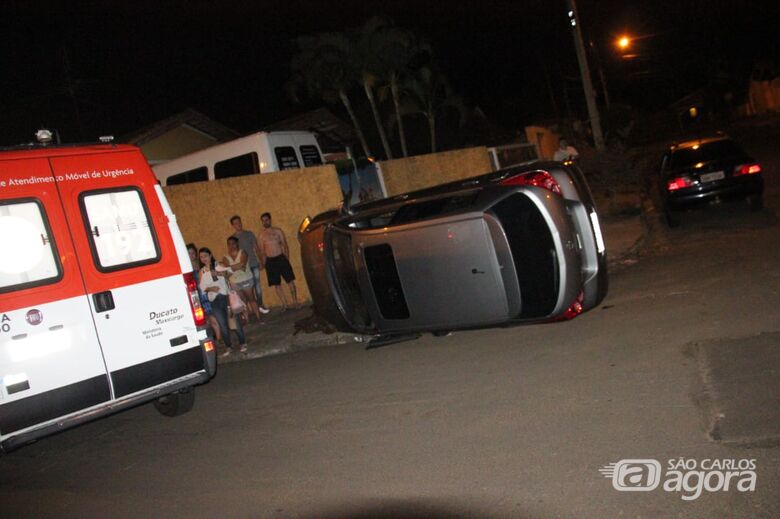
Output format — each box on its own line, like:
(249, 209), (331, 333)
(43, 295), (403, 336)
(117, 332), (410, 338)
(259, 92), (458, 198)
(298, 161), (608, 336)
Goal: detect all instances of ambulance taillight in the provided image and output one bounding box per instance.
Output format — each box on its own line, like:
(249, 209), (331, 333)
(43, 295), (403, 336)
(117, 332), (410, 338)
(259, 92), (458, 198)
(183, 273), (207, 326)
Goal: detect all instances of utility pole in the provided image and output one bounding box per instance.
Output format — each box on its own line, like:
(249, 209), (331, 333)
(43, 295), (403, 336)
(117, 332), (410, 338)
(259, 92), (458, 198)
(565, 0), (605, 150)
(590, 40), (611, 109)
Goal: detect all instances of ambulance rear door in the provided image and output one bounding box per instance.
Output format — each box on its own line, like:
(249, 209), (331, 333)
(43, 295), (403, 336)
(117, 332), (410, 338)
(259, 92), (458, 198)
(0, 156), (111, 441)
(49, 149), (204, 400)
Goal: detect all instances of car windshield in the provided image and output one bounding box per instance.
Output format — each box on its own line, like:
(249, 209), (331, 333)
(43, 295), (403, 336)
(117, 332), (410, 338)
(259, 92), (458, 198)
(670, 140), (745, 169)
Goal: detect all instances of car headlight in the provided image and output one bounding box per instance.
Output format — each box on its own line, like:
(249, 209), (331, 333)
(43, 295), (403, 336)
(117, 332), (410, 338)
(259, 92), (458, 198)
(298, 216), (311, 235)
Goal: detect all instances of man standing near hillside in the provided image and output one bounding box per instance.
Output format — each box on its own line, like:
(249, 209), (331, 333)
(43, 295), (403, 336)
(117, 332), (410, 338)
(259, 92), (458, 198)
(258, 212), (299, 311)
(230, 215), (270, 314)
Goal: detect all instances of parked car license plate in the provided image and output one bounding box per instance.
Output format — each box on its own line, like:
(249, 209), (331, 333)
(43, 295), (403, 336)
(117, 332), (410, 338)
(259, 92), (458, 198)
(700, 171), (725, 183)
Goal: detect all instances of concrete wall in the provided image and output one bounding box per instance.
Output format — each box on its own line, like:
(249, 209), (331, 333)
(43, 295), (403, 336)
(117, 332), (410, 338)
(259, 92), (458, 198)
(379, 147), (491, 196)
(163, 164), (342, 306)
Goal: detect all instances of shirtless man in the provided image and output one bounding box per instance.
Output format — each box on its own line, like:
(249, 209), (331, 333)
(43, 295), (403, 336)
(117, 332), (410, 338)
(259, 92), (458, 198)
(257, 212), (298, 310)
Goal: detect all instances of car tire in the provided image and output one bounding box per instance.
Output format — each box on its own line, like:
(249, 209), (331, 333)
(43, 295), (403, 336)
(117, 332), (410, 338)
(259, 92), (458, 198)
(747, 194), (763, 212)
(664, 208), (681, 228)
(154, 388), (195, 417)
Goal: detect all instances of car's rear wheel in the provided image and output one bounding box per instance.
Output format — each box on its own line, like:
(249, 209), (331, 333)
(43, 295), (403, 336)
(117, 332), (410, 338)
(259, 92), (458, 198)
(664, 208), (681, 228)
(747, 194), (763, 212)
(154, 388), (195, 417)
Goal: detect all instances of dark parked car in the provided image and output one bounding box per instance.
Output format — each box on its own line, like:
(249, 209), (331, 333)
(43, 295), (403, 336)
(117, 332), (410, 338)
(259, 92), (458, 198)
(298, 161), (608, 338)
(660, 134), (764, 227)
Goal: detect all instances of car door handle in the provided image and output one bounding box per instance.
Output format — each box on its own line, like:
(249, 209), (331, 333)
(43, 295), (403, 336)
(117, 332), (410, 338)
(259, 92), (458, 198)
(471, 268), (485, 274)
(93, 290), (115, 313)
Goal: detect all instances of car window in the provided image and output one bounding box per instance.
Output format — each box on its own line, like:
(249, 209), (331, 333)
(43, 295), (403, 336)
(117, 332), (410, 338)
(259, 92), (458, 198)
(166, 166), (208, 185)
(214, 152), (260, 179)
(274, 146), (301, 170)
(0, 199), (62, 293)
(80, 188), (160, 272)
(670, 140), (745, 169)
(299, 145), (323, 167)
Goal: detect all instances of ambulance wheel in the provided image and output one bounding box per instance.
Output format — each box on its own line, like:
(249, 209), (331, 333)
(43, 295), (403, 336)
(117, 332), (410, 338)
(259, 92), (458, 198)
(154, 388), (195, 417)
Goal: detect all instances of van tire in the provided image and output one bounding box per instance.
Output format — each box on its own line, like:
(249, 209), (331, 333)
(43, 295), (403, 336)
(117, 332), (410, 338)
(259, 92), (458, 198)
(154, 388), (195, 417)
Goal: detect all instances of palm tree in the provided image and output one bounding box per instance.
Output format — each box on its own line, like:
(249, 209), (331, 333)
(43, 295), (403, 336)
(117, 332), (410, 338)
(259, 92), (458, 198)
(357, 18), (431, 158)
(289, 33), (373, 158)
(404, 66), (466, 153)
(356, 18), (395, 160)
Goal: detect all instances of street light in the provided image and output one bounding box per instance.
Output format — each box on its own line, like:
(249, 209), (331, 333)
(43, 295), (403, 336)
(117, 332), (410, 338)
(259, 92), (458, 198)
(617, 36), (631, 50)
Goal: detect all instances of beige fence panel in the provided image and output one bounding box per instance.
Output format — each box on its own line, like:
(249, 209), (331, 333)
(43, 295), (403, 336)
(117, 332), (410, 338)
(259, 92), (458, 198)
(379, 147), (491, 196)
(163, 164), (342, 306)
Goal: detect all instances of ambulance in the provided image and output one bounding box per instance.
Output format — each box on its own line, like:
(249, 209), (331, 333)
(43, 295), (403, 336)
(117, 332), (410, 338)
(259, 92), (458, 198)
(0, 134), (217, 452)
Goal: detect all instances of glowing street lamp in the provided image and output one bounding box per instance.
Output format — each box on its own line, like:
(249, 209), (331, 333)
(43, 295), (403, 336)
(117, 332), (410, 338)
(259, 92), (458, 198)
(617, 36), (631, 50)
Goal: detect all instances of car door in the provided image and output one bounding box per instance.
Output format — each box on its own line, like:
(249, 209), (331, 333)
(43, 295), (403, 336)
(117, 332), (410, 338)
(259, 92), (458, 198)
(49, 150), (201, 400)
(0, 156), (111, 441)
(354, 213), (510, 332)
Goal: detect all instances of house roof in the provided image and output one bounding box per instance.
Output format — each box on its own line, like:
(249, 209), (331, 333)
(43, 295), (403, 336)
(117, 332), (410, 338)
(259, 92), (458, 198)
(120, 108), (240, 146)
(263, 107), (355, 153)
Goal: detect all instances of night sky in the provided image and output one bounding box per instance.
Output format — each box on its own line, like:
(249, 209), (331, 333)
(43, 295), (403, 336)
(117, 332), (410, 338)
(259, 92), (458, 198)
(1, 0), (777, 146)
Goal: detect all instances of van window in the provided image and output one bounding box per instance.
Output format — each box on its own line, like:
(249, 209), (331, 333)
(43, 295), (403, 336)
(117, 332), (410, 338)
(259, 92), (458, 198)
(214, 152), (260, 179)
(80, 188), (160, 272)
(0, 199), (61, 293)
(166, 166), (208, 185)
(299, 145), (323, 166)
(274, 146), (301, 170)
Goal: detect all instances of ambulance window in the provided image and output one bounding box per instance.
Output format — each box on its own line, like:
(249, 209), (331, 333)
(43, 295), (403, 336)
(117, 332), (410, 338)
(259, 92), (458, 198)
(274, 146), (301, 170)
(214, 152), (260, 179)
(299, 145), (323, 166)
(80, 188), (160, 272)
(0, 200), (62, 293)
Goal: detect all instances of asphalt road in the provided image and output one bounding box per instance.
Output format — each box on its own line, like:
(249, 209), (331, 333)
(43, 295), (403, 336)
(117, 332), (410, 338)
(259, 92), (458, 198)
(2, 122), (780, 518)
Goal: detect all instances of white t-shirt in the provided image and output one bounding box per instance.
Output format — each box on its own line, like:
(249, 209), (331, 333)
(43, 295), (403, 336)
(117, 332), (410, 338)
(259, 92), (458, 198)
(553, 146), (579, 161)
(199, 267), (229, 301)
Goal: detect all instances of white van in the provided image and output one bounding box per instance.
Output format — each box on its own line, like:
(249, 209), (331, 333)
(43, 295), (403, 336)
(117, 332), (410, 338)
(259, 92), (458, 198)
(0, 141), (217, 452)
(153, 131), (324, 186)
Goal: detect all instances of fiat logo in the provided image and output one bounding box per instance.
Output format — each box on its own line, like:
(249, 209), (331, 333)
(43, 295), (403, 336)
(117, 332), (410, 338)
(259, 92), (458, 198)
(25, 309), (43, 326)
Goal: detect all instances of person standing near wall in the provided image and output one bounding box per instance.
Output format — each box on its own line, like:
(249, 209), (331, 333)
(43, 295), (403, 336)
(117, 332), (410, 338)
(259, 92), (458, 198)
(187, 243), (221, 342)
(553, 139), (580, 162)
(230, 215), (270, 314)
(198, 247), (248, 357)
(258, 212), (299, 311)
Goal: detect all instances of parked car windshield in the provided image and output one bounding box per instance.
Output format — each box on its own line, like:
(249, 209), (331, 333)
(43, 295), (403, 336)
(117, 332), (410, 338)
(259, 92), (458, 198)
(670, 140), (745, 169)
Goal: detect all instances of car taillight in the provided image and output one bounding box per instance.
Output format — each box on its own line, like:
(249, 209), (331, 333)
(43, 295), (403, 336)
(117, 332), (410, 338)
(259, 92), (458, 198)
(735, 163), (761, 176)
(183, 272), (207, 327)
(501, 170), (562, 195)
(560, 290), (585, 321)
(666, 176), (693, 191)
